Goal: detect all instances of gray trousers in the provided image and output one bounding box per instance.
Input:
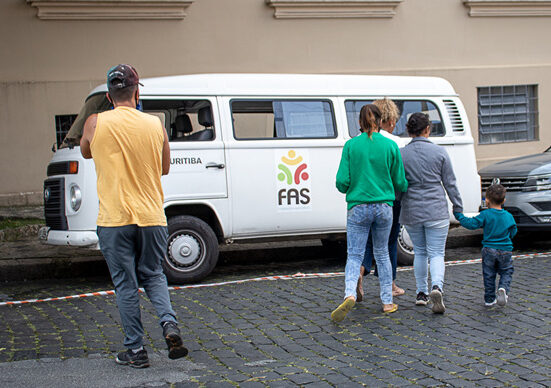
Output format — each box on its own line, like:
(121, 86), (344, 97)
(97, 225), (177, 349)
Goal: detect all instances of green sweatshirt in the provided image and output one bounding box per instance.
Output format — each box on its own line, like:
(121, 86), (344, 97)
(336, 132), (408, 209)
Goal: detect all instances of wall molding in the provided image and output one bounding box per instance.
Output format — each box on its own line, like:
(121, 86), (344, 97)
(265, 0), (403, 19)
(0, 192), (43, 207)
(26, 0), (195, 20)
(463, 0), (551, 17)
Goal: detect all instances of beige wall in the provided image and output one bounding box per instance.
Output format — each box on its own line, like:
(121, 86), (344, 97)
(1, 0), (550, 203)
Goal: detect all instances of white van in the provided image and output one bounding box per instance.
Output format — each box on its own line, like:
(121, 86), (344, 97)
(39, 74), (480, 283)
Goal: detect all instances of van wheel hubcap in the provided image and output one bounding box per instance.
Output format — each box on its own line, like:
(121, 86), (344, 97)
(169, 234), (201, 266)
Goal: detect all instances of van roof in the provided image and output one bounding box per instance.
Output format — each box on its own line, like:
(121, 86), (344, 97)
(89, 73), (457, 97)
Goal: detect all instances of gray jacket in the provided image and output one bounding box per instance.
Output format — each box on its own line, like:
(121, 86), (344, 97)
(399, 137), (463, 225)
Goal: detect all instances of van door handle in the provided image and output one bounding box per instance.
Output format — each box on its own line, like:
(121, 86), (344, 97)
(206, 163), (225, 169)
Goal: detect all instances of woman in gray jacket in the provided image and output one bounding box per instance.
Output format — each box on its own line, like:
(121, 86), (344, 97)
(400, 113), (463, 314)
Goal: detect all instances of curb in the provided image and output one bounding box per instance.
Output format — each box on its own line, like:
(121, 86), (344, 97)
(0, 255), (107, 283)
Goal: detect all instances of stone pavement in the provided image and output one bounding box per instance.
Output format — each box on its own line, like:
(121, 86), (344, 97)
(1, 254), (550, 387)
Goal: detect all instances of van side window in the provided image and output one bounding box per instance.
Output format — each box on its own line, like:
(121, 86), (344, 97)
(141, 99), (215, 142)
(231, 100), (336, 140)
(345, 100), (445, 138)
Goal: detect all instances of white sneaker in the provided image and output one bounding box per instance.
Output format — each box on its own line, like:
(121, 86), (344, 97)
(497, 288), (508, 306)
(485, 299), (497, 307)
(430, 286), (445, 314)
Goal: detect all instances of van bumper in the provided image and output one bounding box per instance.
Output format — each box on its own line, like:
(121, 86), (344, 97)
(38, 227), (99, 248)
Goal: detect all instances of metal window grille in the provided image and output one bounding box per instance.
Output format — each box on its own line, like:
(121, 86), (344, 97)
(477, 84), (538, 144)
(55, 114), (78, 147)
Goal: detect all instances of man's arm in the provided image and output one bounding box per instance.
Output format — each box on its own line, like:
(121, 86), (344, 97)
(161, 126), (170, 176)
(80, 114), (98, 159)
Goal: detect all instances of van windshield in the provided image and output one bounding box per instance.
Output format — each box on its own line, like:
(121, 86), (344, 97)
(60, 93), (111, 149)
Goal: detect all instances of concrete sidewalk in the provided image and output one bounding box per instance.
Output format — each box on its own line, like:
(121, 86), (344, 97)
(0, 205), (107, 282)
(0, 254), (550, 387)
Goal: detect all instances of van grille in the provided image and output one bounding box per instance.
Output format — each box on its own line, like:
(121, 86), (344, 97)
(443, 100), (464, 132)
(530, 202), (551, 212)
(44, 178), (68, 230)
(481, 176), (526, 192)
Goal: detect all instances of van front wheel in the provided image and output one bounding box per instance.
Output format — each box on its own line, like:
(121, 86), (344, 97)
(164, 215), (219, 284)
(397, 226), (414, 266)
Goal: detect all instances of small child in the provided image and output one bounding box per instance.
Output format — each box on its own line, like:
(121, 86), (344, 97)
(454, 184), (517, 307)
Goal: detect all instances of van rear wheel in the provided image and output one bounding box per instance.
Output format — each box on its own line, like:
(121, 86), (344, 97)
(321, 239), (347, 259)
(164, 215), (219, 284)
(397, 226), (414, 266)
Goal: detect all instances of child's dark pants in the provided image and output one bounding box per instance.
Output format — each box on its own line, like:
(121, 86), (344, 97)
(481, 247), (514, 303)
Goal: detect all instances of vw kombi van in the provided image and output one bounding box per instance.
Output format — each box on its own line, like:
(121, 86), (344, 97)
(40, 74), (480, 283)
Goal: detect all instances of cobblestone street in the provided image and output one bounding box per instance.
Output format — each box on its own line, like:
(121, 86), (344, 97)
(1, 253), (550, 387)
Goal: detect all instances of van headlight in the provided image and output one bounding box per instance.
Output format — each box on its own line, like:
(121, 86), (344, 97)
(70, 184), (82, 211)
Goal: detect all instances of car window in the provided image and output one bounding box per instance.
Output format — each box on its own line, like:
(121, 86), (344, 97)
(141, 99), (215, 142)
(345, 99), (445, 138)
(232, 100), (336, 140)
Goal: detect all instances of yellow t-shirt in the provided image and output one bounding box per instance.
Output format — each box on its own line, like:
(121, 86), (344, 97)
(90, 106), (167, 227)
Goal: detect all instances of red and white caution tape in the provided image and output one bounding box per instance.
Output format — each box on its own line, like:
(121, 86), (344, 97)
(1, 251), (550, 307)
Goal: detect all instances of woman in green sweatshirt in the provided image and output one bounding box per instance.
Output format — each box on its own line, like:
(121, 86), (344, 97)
(331, 104), (408, 322)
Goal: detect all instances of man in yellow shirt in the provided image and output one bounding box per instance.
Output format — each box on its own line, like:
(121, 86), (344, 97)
(80, 64), (187, 368)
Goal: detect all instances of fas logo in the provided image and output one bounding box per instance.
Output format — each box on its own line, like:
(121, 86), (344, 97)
(276, 150), (311, 209)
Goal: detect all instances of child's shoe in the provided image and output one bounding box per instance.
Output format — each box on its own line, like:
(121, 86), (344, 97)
(497, 288), (508, 306)
(485, 299), (497, 307)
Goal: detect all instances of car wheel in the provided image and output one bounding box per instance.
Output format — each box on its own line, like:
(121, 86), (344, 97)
(164, 215), (219, 284)
(397, 226), (414, 266)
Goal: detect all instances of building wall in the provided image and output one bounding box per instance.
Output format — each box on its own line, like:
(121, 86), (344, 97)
(1, 0), (549, 204)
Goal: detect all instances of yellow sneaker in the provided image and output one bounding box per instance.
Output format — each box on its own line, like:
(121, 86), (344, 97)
(331, 298), (355, 322)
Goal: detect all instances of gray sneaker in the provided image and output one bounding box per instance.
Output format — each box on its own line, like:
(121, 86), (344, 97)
(162, 321), (189, 359)
(497, 288), (508, 306)
(430, 285), (445, 314)
(115, 348), (150, 368)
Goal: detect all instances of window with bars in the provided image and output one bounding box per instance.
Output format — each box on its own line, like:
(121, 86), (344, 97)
(55, 114), (78, 147)
(477, 84), (538, 144)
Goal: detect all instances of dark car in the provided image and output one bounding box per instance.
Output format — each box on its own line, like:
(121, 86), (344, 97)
(478, 146), (551, 230)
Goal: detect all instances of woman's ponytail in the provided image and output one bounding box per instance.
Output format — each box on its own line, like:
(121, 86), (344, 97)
(359, 104), (382, 138)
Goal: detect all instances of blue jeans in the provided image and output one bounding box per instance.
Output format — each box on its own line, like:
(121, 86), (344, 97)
(362, 200), (401, 280)
(98, 225), (178, 349)
(345, 203), (393, 304)
(405, 219), (449, 295)
(481, 247), (514, 303)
